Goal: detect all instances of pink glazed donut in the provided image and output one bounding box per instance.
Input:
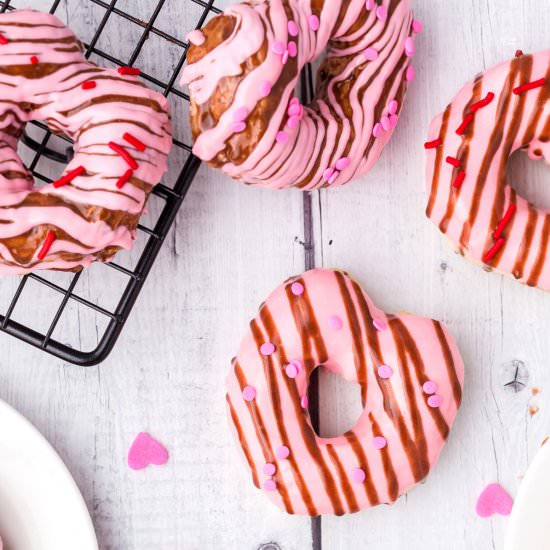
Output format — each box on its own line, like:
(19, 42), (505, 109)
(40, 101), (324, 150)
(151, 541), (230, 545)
(181, 0), (419, 190)
(226, 269), (464, 515)
(426, 50), (550, 291)
(0, 10), (172, 275)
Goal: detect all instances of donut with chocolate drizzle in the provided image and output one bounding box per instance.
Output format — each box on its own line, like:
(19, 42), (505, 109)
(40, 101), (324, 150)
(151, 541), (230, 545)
(181, 0), (418, 190)
(0, 10), (172, 275)
(426, 50), (550, 291)
(226, 268), (464, 515)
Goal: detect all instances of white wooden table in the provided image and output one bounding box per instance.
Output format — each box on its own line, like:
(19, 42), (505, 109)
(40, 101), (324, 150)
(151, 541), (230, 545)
(1, 0), (549, 548)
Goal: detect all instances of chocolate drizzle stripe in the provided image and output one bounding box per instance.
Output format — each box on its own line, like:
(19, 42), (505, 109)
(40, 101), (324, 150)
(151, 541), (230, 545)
(344, 431), (380, 505)
(226, 393), (260, 488)
(326, 444), (360, 514)
(432, 320), (462, 409)
(512, 199), (537, 280)
(527, 215), (550, 287)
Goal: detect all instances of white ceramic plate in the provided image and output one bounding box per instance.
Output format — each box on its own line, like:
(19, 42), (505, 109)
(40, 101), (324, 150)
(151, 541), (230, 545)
(0, 399), (98, 550)
(505, 440), (550, 550)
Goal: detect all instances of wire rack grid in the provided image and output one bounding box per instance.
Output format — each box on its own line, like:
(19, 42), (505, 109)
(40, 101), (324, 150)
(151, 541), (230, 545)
(0, 0), (221, 366)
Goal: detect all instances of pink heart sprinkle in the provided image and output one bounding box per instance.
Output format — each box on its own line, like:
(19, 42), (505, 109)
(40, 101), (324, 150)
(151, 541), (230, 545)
(287, 115), (300, 129)
(233, 106), (249, 122)
(290, 97), (300, 106)
(365, 0), (375, 10)
(291, 282), (304, 295)
(288, 103), (301, 117)
(388, 100), (399, 115)
(272, 41), (285, 55)
(352, 467), (366, 483)
(405, 37), (415, 57)
(373, 122), (383, 137)
(389, 114), (399, 128)
(308, 15), (320, 31)
(476, 483), (513, 518)
(301, 395), (309, 409)
(376, 6), (388, 21)
(276, 131), (288, 144)
(373, 318), (386, 331)
(335, 157), (351, 171)
(260, 81), (272, 97)
(323, 167), (335, 181)
(406, 65), (415, 81)
(381, 115), (391, 131)
(363, 47), (379, 61)
(328, 170), (340, 185)
(282, 50), (289, 64)
(288, 20), (299, 37)
(412, 19), (423, 34)
(128, 432), (169, 471)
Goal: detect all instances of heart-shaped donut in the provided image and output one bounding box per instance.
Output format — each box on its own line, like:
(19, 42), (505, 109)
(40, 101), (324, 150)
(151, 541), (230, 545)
(226, 268), (464, 515)
(425, 50), (550, 290)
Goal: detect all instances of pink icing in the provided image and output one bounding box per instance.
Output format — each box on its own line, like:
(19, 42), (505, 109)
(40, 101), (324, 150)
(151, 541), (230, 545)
(0, 10), (172, 275)
(288, 20), (299, 37)
(226, 269), (464, 515)
(181, 0), (416, 190)
(187, 29), (205, 46)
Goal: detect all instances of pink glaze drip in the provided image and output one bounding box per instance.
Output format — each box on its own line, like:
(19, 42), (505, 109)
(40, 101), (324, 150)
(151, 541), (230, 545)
(226, 269), (464, 515)
(0, 10), (172, 275)
(181, 0), (416, 190)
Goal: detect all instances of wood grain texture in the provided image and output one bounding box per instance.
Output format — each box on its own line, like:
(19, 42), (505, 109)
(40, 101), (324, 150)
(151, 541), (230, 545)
(0, 0), (549, 549)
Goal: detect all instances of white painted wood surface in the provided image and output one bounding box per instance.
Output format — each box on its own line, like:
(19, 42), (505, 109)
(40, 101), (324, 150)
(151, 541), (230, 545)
(1, 0), (549, 549)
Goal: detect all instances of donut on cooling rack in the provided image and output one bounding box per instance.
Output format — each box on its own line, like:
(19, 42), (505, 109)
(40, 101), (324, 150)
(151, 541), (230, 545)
(226, 268), (464, 515)
(0, 10), (173, 275)
(425, 50), (550, 291)
(181, 0), (420, 190)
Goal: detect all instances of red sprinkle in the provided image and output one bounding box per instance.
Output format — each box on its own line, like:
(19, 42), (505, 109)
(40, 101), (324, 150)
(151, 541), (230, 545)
(108, 142), (138, 170)
(52, 166), (85, 188)
(424, 138), (442, 149)
(453, 171), (466, 189)
(483, 238), (506, 263)
(446, 156), (461, 168)
(0, 34), (8, 45)
(123, 132), (146, 152)
(81, 81), (97, 90)
(515, 50), (524, 58)
(456, 113), (474, 136)
(37, 231), (55, 261)
(116, 169), (134, 189)
(513, 78), (546, 95)
(30, 55), (39, 65)
(471, 92), (495, 112)
(493, 203), (517, 240)
(118, 66), (140, 76)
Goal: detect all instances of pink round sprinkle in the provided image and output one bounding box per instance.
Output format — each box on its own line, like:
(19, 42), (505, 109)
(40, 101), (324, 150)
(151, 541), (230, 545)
(322, 167), (335, 181)
(423, 381), (438, 395)
(381, 115), (391, 131)
(272, 41), (285, 55)
(282, 49), (289, 65)
(352, 467), (366, 484)
(373, 436), (387, 449)
(388, 100), (399, 115)
(300, 395), (309, 409)
(260, 81), (272, 97)
(376, 5), (388, 21)
(260, 342), (275, 356)
(412, 19), (423, 33)
(243, 385), (256, 402)
(335, 157), (351, 171)
(276, 131), (288, 144)
(373, 318), (386, 331)
(263, 463), (276, 476)
(377, 364), (394, 379)
(389, 114), (399, 128)
(290, 97), (300, 106)
(328, 315), (343, 331)
(406, 65), (415, 81)
(363, 47), (379, 61)
(233, 106), (249, 122)
(287, 115), (300, 129)
(365, 0), (375, 10)
(285, 363), (299, 378)
(308, 15), (320, 31)
(230, 121), (246, 133)
(288, 103), (301, 117)
(373, 123), (383, 137)
(328, 170), (340, 185)
(263, 479), (277, 491)
(288, 20), (299, 37)
(428, 394), (442, 408)
(276, 445), (290, 459)
(291, 282), (304, 295)
(187, 29), (206, 46)
(405, 37), (415, 57)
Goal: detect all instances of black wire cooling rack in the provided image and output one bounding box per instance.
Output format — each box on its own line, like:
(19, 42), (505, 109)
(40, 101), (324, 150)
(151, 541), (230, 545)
(0, 0), (221, 366)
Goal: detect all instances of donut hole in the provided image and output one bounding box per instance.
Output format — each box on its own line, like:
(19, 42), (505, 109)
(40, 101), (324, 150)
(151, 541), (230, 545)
(508, 148), (550, 210)
(311, 367), (363, 439)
